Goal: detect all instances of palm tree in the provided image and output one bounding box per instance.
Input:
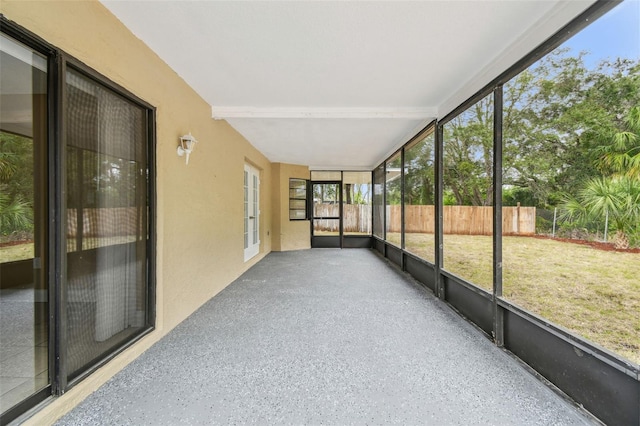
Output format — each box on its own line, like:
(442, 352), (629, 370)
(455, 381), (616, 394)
(0, 132), (34, 240)
(0, 192), (32, 238)
(560, 176), (640, 249)
(594, 106), (640, 179)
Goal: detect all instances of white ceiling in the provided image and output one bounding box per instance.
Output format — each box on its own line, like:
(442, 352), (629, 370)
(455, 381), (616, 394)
(101, 0), (595, 170)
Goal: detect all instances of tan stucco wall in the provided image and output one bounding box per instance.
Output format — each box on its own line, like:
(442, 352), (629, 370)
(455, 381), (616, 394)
(272, 163), (311, 251)
(0, 1), (284, 423)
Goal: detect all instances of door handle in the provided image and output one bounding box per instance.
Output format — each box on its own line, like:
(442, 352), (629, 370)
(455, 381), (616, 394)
(249, 216), (255, 219)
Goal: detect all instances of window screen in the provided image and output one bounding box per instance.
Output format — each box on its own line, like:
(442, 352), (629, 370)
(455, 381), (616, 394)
(65, 68), (150, 378)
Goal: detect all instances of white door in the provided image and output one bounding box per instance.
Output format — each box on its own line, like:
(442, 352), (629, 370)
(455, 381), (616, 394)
(244, 164), (260, 261)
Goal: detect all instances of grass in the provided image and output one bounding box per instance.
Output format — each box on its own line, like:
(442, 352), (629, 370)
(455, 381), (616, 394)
(0, 236), (137, 263)
(388, 232), (640, 364)
(0, 242), (34, 263)
(3, 234), (639, 364)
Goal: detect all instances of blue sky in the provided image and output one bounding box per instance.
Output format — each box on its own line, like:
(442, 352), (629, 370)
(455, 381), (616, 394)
(562, 0), (640, 68)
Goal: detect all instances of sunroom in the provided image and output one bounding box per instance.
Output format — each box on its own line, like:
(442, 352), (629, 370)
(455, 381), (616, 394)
(0, 1), (638, 425)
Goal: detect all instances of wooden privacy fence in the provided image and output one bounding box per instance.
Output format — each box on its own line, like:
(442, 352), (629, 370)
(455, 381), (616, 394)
(314, 204), (535, 235)
(67, 207), (142, 237)
(389, 205), (535, 235)
(313, 204), (372, 233)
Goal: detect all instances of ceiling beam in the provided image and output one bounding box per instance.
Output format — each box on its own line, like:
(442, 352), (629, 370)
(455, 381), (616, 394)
(212, 106), (438, 120)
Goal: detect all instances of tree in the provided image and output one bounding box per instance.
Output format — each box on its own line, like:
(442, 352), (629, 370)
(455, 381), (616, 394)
(404, 135), (435, 206)
(0, 131), (33, 239)
(444, 49), (639, 212)
(385, 154), (402, 205)
(560, 176), (640, 249)
(443, 95), (494, 206)
(502, 50), (600, 207)
(593, 106), (640, 179)
(343, 183), (370, 205)
(0, 193), (32, 236)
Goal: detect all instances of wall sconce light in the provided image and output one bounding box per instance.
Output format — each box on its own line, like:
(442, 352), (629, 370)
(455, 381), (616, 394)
(177, 132), (198, 165)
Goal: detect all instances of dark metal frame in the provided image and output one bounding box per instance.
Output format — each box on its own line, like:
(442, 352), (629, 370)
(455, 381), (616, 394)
(341, 169), (374, 249)
(310, 180), (342, 248)
(0, 16), (157, 424)
(492, 86), (504, 347)
(434, 124), (444, 299)
(371, 2), (639, 425)
(371, 164), (385, 242)
(383, 149), (402, 263)
(372, 121), (438, 281)
(310, 171), (374, 249)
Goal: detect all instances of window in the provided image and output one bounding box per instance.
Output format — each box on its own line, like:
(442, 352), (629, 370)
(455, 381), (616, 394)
(442, 94), (494, 291)
(289, 178), (308, 220)
(403, 128), (435, 262)
(342, 172), (372, 236)
(501, 0), (640, 365)
(372, 164), (384, 238)
(65, 67), (152, 379)
(385, 152), (402, 247)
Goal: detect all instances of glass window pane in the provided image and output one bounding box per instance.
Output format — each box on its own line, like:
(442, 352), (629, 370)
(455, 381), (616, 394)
(403, 130), (435, 262)
(289, 199), (306, 210)
(442, 94), (494, 290)
(289, 178), (307, 221)
(343, 172), (371, 236)
(385, 153), (402, 247)
(290, 209), (307, 220)
(502, 1), (640, 364)
(372, 164), (384, 238)
(0, 33), (49, 414)
(65, 68), (150, 379)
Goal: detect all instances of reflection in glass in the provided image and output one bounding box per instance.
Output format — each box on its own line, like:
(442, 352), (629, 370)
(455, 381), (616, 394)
(385, 152), (402, 247)
(442, 95), (494, 290)
(342, 172), (371, 236)
(65, 69), (149, 379)
(403, 130), (435, 262)
(501, 1), (640, 364)
(0, 34), (49, 414)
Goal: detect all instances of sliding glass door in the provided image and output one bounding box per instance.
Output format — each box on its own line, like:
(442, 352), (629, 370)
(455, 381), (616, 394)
(0, 23), (155, 424)
(0, 32), (50, 416)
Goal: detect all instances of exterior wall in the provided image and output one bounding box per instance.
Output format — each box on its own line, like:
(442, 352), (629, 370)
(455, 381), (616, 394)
(0, 1), (282, 423)
(272, 163), (311, 251)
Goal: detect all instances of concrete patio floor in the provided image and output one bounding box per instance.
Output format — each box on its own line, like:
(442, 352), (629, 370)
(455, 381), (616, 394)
(56, 249), (595, 425)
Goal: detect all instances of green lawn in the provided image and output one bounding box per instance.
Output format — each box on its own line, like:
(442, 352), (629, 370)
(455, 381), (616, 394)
(388, 232), (640, 364)
(0, 242), (34, 263)
(0, 236), (139, 263)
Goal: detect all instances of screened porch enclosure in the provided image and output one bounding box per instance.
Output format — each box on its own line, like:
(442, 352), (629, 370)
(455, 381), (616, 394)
(1, 0), (639, 424)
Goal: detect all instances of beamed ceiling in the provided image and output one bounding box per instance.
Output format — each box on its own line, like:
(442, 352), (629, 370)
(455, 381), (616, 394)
(100, 0), (596, 170)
